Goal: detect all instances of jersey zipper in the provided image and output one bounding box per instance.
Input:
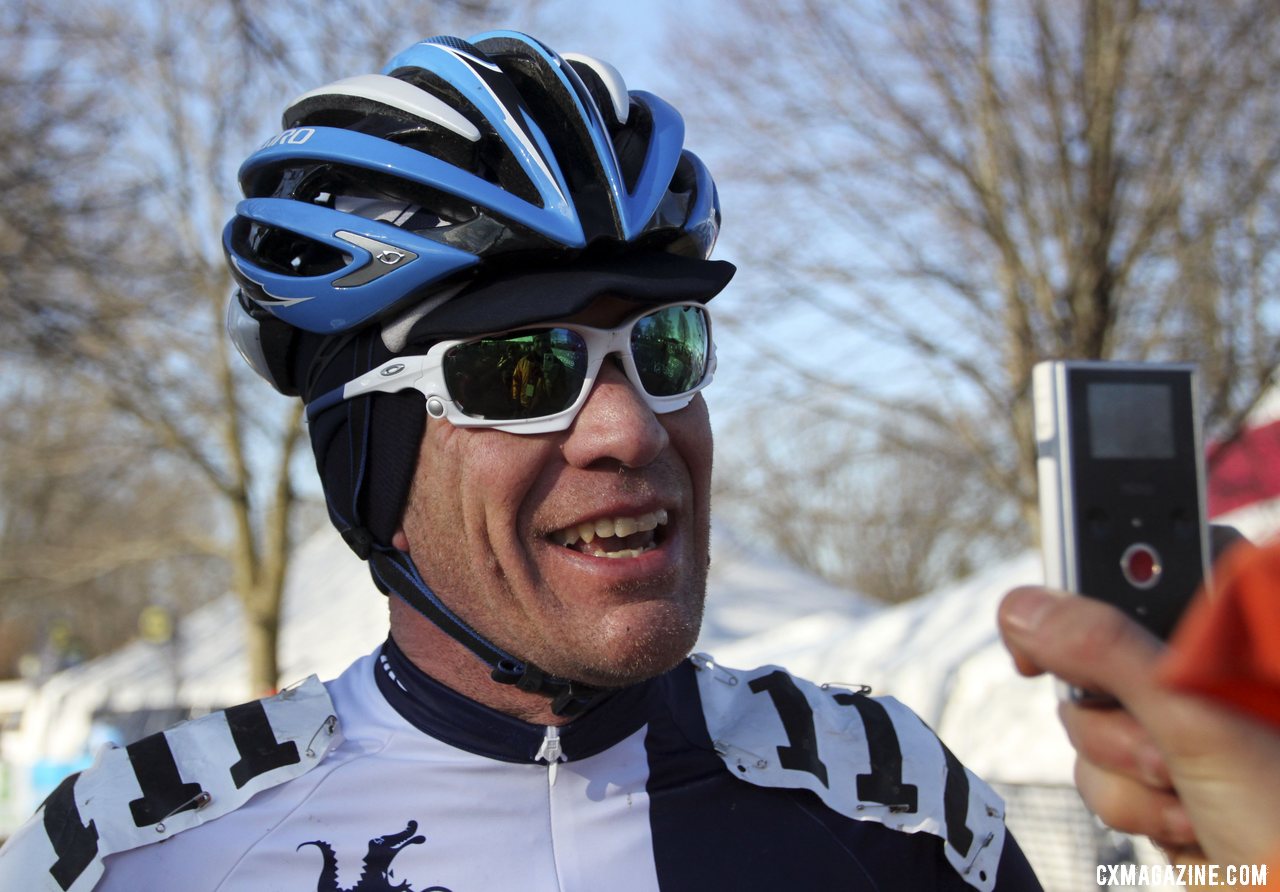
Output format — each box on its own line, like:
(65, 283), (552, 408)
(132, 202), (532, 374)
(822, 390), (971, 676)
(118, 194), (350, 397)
(535, 725), (566, 785)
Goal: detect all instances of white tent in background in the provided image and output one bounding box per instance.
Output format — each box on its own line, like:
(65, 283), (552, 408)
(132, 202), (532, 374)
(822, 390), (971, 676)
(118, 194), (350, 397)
(5, 532), (384, 770)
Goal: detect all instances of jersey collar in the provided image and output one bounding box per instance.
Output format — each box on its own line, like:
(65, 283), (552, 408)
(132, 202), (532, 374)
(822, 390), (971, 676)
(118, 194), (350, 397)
(374, 636), (672, 763)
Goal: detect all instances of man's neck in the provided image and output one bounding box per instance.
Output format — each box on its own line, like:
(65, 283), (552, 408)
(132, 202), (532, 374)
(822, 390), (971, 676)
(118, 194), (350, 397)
(388, 596), (575, 726)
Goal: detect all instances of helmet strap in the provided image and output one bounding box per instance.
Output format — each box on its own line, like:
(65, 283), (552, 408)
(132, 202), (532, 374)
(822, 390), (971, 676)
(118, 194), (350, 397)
(368, 548), (611, 719)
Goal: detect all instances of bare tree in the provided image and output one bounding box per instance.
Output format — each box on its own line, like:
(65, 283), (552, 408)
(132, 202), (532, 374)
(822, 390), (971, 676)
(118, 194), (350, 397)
(0, 0), (536, 690)
(711, 396), (1020, 603)
(0, 378), (228, 676)
(685, 0), (1280, 597)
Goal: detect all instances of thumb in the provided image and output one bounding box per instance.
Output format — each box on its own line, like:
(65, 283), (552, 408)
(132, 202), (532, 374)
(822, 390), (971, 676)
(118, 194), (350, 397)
(998, 586), (1165, 715)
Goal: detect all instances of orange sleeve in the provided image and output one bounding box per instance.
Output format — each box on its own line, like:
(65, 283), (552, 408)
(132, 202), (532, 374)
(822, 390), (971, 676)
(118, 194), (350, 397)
(1158, 539), (1280, 731)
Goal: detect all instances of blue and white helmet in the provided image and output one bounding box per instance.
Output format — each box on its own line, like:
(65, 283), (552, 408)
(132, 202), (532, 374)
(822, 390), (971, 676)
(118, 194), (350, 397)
(224, 30), (721, 358)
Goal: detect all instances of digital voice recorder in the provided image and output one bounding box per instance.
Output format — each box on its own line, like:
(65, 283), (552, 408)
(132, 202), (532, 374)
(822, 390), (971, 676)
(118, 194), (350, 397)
(1033, 360), (1210, 641)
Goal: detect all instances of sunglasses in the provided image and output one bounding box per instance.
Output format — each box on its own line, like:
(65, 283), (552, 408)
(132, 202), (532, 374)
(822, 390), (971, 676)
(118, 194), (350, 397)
(306, 302), (715, 434)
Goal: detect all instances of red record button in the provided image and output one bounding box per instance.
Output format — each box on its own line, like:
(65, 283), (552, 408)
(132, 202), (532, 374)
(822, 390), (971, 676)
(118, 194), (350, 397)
(1120, 543), (1162, 590)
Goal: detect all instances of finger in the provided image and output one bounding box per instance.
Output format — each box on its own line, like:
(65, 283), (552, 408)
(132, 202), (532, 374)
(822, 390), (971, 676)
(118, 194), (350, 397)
(1155, 842), (1210, 873)
(997, 586), (1058, 677)
(1074, 757), (1198, 847)
(998, 587), (1165, 714)
(1058, 701), (1173, 790)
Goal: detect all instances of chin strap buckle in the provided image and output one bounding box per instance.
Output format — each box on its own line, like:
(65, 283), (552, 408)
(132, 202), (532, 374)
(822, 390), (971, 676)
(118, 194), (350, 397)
(490, 660), (610, 719)
(340, 525), (375, 560)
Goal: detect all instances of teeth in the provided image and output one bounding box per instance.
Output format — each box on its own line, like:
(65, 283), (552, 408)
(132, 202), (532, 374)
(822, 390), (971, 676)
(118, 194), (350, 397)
(601, 545), (654, 559)
(552, 510), (668, 551)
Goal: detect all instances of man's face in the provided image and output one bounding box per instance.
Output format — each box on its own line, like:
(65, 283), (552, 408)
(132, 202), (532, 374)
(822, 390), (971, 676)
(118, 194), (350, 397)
(393, 298), (713, 688)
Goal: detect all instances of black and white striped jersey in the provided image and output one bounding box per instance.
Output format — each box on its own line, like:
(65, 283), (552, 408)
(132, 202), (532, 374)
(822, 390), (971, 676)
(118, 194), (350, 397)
(0, 640), (1041, 891)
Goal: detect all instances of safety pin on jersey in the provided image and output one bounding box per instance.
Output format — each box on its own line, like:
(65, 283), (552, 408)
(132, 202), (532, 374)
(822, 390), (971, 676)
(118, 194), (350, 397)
(279, 676), (309, 696)
(963, 832), (997, 875)
(154, 790), (213, 833)
(306, 714), (339, 758)
(854, 800), (914, 814)
(820, 681), (873, 696)
(689, 653), (738, 685)
(712, 739), (770, 772)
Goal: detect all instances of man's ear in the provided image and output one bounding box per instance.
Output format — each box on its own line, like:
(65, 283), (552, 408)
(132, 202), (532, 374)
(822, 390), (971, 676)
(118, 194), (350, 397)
(392, 527), (410, 551)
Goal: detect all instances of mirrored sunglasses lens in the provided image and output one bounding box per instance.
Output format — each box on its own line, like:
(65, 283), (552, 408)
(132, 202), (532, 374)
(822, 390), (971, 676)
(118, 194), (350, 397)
(630, 305), (710, 397)
(444, 329), (587, 420)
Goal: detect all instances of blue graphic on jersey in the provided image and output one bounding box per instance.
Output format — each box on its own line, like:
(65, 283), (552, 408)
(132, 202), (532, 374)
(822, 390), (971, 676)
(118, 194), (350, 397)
(297, 820), (451, 892)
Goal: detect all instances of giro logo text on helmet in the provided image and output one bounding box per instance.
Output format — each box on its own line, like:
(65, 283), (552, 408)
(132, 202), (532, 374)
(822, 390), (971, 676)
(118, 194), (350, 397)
(259, 127), (317, 150)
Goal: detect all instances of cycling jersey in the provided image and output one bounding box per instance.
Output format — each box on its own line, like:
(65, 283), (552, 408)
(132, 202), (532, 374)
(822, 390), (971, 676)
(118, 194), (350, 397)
(0, 641), (1041, 891)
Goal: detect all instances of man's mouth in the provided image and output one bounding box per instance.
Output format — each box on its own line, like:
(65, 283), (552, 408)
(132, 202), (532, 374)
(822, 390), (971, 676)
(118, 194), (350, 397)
(549, 509), (669, 559)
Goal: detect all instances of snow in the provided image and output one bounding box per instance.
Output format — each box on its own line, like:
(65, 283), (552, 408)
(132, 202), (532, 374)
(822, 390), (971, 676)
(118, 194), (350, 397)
(697, 523), (876, 653)
(711, 549), (1079, 784)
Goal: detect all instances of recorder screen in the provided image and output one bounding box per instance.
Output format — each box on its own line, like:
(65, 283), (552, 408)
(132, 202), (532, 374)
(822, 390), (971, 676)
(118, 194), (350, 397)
(1087, 382), (1176, 460)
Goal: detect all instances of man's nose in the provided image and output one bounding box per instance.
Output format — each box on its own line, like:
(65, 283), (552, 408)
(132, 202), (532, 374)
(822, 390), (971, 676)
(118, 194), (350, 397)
(560, 357), (669, 469)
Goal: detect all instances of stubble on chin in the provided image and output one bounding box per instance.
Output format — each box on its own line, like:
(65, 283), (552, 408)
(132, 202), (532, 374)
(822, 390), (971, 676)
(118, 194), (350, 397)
(536, 577), (709, 689)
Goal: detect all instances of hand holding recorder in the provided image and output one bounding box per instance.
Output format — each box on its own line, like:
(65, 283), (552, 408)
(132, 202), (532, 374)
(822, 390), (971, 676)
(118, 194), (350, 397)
(997, 584), (1280, 870)
(1017, 360), (1280, 871)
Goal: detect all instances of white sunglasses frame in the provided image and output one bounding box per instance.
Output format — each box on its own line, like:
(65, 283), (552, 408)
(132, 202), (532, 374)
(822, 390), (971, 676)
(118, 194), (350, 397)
(305, 301), (716, 434)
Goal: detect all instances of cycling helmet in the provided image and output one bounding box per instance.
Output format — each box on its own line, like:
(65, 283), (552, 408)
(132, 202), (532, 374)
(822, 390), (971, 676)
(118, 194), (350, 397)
(225, 30), (722, 356)
(223, 31), (733, 716)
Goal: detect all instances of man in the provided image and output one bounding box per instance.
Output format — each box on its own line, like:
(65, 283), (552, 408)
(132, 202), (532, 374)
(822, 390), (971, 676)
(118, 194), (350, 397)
(0, 31), (1040, 890)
